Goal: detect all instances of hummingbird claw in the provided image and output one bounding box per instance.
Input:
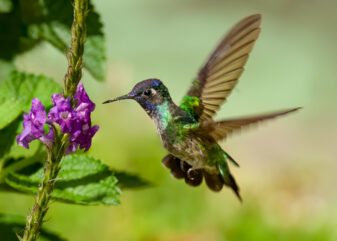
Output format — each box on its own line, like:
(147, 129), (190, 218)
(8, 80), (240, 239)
(185, 168), (203, 186)
(180, 161), (190, 172)
(187, 168), (202, 180)
(162, 155), (185, 179)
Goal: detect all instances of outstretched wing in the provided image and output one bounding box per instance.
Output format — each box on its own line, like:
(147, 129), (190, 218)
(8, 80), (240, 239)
(195, 108), (301, 141)
(180, 14), (262, 121)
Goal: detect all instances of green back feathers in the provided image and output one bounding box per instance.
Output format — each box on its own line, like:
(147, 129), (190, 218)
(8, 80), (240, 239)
(180, 95), (201, 120)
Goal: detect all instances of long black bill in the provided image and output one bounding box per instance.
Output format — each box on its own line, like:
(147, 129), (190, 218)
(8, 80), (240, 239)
(102, 94), (132, 104)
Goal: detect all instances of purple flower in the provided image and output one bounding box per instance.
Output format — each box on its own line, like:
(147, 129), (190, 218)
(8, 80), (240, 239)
(17, 82), (99, 153)
(74, 82), (95, 112)
(17, 98), (53, 149)
(65, 83), (99, 153)
(48, 94), (73, 133)
(66, 124), (99, 153)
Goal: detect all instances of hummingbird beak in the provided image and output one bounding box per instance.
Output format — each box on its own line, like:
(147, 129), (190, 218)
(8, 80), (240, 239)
(102, 94), (133, 104)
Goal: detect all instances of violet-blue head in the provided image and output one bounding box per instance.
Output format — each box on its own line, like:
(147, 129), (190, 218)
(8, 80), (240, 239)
(103, 78), (172, 116)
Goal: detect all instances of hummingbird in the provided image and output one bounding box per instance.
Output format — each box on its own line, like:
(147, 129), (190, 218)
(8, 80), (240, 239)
(103, 14), (300, 200)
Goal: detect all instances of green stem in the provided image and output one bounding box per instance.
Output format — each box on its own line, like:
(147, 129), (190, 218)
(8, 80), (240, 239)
(21, 0), (88, 240)
(21, 146), (63, 241)
(63, 0), (88, 98)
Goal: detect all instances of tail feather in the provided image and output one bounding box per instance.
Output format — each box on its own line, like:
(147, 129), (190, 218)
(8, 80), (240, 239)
(223, 172), (242, 202)
(162, 154), (242, 201)
(203, 171), (223, 192)
(224, 151), (240, 167)
(218, 161), (242, 202)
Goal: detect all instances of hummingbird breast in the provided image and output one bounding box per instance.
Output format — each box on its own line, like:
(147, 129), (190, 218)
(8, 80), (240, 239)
(157, 121), (210, 170)
(151, 101), (218, 172)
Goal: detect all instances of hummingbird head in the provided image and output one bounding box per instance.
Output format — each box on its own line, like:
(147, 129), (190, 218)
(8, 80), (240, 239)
(103, 78), (172, 115)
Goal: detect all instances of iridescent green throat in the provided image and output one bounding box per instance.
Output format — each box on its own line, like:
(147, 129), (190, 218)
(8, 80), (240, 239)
(155, 101), (172, 130)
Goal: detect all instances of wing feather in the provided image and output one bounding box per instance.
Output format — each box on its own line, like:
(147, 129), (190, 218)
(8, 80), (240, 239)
(180, 14), (262, 121)
(198, 108), (301, 141)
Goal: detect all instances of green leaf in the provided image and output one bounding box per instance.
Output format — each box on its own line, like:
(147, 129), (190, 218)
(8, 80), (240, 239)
(0, 213), (67, 241)
(23, 0), (106, 81)
(0, 60), (15, 83)
(2, 154), (151, 204)
(0, 71), (62, 129)
(1, 149), (46, 179)
(0, 116), (21, 160)
(5, 154), (121, 205)
(0, 2), (38, 60)
(0, 1), (105, 81)
(114, 171), (151, 189)
(0, 99), (22, 133)
(27, 23), (68, 52)
(83, 34), (106, 81)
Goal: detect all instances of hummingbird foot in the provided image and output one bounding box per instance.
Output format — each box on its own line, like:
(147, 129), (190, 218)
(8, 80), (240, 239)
(185, 167), (203, 186)
(187, 168), (202, 180)
(162, 154), (203, 186)
(162, 154), (185, 179)
(180, 161), (191, 172)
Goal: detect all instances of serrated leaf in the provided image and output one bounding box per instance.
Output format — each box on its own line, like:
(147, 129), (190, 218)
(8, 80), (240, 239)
(3, 71), (62, 110)
(3, 154), (151, 203)
(5, 154), (121, 205)
(0, 1), (105, 80)
(0, 213), (67, 241)
(0, 71), (62, 129)
(23, 0), (106, 81)
(1, 149), (46, 180)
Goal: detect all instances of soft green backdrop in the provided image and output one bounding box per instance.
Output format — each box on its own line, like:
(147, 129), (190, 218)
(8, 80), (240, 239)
(1, 0), (336, 240)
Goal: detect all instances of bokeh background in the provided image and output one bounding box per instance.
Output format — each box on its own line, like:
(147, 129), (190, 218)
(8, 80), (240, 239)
(1, 0), (336, 240)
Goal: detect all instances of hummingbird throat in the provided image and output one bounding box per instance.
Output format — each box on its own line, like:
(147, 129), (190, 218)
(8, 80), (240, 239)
(151, 101), (172, 130)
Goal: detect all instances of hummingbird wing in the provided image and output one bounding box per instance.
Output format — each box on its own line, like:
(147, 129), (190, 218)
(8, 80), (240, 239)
(180, 14), (261, 121)
(192, 108), (301, 141)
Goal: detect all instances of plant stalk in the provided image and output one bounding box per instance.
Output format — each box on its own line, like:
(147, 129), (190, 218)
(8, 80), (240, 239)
(64, 0), (88, 98)
(21, 146), (63, 241)
(21, 1), (88, 240)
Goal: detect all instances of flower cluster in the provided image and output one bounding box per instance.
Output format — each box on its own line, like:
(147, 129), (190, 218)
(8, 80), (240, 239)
(17, 83), (99, 153)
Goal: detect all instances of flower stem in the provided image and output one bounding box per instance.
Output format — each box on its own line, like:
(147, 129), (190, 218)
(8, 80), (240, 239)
(21, 1), (88, 240)
(21, 147), (63, 241)
(64, 0), (88, 99)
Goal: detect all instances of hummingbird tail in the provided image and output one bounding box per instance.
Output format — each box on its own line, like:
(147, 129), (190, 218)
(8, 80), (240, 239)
(217, 161), (242, 202)
(203, 170), (224, 192)
(161, 154), (242, 201)
(224, 151), (240, 167)
(223, 172), (242, 202)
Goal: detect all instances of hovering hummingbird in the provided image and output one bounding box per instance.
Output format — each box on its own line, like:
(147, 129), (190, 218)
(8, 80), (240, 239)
(104, 14), (300, 200)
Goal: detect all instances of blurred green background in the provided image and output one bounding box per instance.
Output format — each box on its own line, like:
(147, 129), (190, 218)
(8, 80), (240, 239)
(1, 0), (336, 240)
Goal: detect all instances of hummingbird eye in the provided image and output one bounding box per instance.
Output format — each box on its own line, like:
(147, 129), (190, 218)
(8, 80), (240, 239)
(143, 88), (156, 97)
